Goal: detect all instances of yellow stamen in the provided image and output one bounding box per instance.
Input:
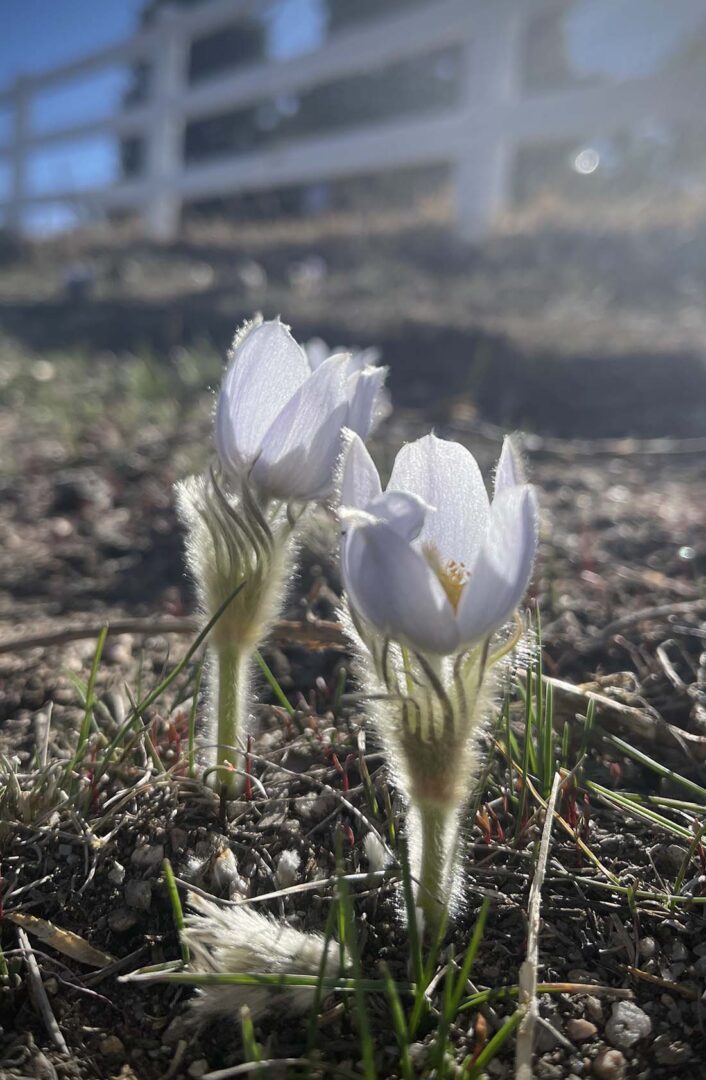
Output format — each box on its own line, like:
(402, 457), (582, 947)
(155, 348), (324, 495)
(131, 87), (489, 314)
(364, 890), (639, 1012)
(424, 545), (468, 612)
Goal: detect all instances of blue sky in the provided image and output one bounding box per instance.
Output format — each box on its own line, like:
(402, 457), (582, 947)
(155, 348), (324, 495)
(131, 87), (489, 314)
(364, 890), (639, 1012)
(1, 0), (704, 230)
(0, 0), (326, 227)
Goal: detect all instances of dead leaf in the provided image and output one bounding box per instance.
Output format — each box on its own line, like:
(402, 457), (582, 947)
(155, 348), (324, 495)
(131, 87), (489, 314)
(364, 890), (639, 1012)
(8, 912), (115, 968)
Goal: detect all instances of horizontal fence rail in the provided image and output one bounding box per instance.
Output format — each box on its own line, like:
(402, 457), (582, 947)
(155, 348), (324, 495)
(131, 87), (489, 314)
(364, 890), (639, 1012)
(0, 0), (704, 240)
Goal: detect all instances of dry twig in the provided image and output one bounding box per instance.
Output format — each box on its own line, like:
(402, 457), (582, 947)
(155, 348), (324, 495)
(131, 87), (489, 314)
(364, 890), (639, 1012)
(17, 927), (69, 1054)
(516, 772), (561, 1080)
(0, 616), (346, 656)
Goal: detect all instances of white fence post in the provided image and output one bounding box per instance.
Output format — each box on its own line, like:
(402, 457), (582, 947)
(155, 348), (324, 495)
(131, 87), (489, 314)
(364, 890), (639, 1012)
(143, 4), (189, 241)
(455, 0), (525, 240)
(7, 75), (30, 234)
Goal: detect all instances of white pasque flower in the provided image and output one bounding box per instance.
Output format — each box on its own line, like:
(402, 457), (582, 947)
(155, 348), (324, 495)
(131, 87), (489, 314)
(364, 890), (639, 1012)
(339, 431), (538, 932)
(216, 317), (387, 501)
(340, 432), (538, 656)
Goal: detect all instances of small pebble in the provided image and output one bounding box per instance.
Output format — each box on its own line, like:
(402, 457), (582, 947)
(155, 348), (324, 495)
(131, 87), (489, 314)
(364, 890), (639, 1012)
(652, 1034), (692, 1065)
(131, 843), (164, 871)
(293, 792), (337, 820)
(536, 1061), (562, 1079)
(100, 1035), (125, 1057)
(669, 939), (688, 962)
(125, 879), (152, 911)
(170, 828), (188, 853)
(108, 906), (139, 933)
(605, 1000), (652, 1050)
(567, 1019), (597, 1042)
(30, 1050), (57, 1080)
(584, 996), (603, 1024)
(255, 809), (288, 831)
(593, 1049), (626, 1080)
(280, 817), (301, 839)
(105, 635), (133, 666)
(637, 936), (657, 959)
(188, 1060), (209, 1078)
(650, 843), (688, 873)
(108, 860), (126, 886)
(408, 1043), (427, 1068)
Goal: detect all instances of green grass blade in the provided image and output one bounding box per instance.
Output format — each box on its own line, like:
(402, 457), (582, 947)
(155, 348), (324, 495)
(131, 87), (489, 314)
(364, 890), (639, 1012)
(577, 697), (596, 769)
(64, 625), (108, 782)
(465, 1008), (523, 1079)
(187, 657), (204, 778)
(123, 970), (394, 991)
(254, 649), (295, 718)
(240, 1005), (264, 1076)
(587, 781), (693, 840)
(409, 903), (449, 1038)
(560, 718), (570, 770)
(448, 897), (491, 1018)
(542, 680), (554, 798)
(380, 962), (414, 1080)
(124, 684), (166, 773)
(602, 733), (706, 803)
(514, 671), (535, 843)
(306, 886), (342, 1055)
(398, 835), (423, 989)
(337, 873), (376, 1080)
(162, 858), (189, 964)
(332, 665), (348, 716)
(92, 582), (245, 787)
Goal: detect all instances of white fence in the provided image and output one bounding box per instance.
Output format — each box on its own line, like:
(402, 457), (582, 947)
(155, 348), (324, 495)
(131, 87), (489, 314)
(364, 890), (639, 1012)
(0, 0), (704, 241)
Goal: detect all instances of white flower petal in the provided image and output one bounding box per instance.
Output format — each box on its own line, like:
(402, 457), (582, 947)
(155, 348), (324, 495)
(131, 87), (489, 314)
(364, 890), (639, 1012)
(494, 435), (524, 495)
(253, 354), (351, 499)
(346, 365), (389, 440)
(340, 431), (382, 509)
(215, 319), (310, 473)
(343, 518), (459, 654)
(304, 337), (331, 370)
(367, 490), (428, 541)
(456, 485), (538, 645)
(353, 346), (382, 370)
(388, 434), (490, 569)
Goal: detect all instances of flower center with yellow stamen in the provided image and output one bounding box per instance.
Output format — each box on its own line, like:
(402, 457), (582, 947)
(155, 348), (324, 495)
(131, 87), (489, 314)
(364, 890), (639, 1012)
(423, 545), (468, 612)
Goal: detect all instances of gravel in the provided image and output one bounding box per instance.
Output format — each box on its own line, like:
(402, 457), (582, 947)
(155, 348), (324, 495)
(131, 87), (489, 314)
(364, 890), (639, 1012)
(605, 1001), (652, 1050)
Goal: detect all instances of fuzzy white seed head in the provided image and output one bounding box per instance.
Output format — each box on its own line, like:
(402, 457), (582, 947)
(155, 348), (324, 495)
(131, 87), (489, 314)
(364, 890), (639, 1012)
(363, 831), (392, 874)
(182, 893), (345, 1022)
(175, 472), (294, 651)
(275, 849), (301, 890)
(212, 846), (247, 898)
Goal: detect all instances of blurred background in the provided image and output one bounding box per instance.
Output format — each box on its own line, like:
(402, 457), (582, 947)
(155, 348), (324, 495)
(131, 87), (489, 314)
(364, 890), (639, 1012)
(1, 0), (706, 438)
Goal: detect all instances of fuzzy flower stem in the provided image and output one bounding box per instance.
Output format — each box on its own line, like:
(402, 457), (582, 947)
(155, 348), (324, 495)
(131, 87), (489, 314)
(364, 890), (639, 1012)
(214, 642), (252, 796)
(415, 798), (455, 937)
